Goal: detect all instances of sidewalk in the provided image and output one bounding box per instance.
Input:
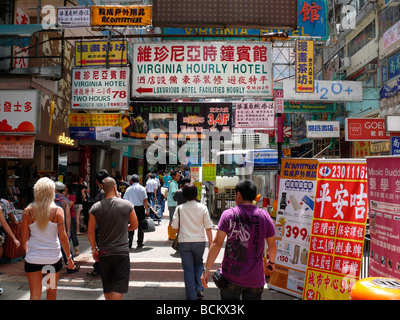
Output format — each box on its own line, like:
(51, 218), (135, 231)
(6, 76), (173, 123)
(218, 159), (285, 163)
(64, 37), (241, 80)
(0, 213), (295, 301)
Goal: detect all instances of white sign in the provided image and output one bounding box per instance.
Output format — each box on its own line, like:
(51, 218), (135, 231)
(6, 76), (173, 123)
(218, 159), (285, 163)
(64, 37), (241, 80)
(283, 79), (363, 102)
(57, 7), (91, 28)
(95, 126), (122, 141)
(0, 90), (41, 134)
(132, 42), (273, 98)
(306, 121), (340, 138)
(71, 67), (129, 110)
(234, 101), (275, 129)
(14, 7), (30, 69)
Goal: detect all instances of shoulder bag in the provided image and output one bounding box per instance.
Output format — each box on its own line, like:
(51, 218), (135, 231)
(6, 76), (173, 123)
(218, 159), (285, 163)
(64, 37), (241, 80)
(171, 207), (180, 250)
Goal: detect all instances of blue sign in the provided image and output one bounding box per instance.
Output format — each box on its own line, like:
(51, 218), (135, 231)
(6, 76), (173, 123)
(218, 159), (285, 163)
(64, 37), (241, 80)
(69, 127), (96, 140)
(380, 77), (400, 99)
(391, 136), (400, 155)
(163, 0), (328, 40)
(388, 50), (400, 80)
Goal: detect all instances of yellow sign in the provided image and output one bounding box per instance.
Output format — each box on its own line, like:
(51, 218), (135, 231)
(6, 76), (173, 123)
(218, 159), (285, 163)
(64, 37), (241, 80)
(295, 39), (314, 93)
(75, 40), (127, 67)
(202, 163), (216, 182)
(68, 113), (122, 127)
(91, 5), (152, 27)
(58, 132), (75, 146)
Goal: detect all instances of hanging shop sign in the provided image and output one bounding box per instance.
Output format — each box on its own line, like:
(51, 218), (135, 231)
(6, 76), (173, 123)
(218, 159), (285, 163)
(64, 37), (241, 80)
(14, 7), (30, 69)
(269, 159), (318, 298)
(370, 141), (390, 154)
(306, 121), (340, 138)
(345, 118), (390, 141)
(234, 102), (275, 129)
(295, 39), (314, 93)
(75, 40), (127, 67)
(380, 77), (400, 99)
(0, 135), (34, 158)
(69, 126), (121, 141)
(71, 67), (129, 110)
(366, 156), (400, 279)
(57, 7), (91, 28)
(353, 141), (371, 158)
(391, 136), (400, 155)
(283, 79), (363, 102)
(284, 101), (335, 113)
(383, 20), (400, 50)
(91, 5), (152, 27)
(132, 42), (273, 98)
(303, 159), (368, 300)
(0, 89), (41, 134)
(68, 113), (122, 127)
(162, 0), (328, 41)
(123, 102), (232, 139)
(202, 163), (216, 182)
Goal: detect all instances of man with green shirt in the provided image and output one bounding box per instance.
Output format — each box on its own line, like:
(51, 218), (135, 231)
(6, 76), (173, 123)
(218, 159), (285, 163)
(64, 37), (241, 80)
(167, 171), (181, 239)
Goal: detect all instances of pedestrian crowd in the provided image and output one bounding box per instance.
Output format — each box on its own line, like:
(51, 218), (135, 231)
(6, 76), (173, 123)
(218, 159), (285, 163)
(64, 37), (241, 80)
(0, 168), (276, 301)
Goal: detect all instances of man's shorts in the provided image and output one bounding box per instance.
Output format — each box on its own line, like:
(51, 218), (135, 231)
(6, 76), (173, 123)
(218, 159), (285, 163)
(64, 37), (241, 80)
(98, 253), (130, 294)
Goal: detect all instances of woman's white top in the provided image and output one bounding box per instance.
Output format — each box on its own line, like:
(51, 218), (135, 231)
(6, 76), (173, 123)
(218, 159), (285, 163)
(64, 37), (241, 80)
(25, 219), (62, 265)
(171, 200), (213, 243)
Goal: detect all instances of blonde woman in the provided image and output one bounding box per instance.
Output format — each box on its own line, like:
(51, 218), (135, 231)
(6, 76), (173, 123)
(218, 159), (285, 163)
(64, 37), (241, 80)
(21, 177), (75, 300)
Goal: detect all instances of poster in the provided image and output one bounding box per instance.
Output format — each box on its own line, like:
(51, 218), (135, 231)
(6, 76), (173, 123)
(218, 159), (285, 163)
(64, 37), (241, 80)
(303, 159), (368, 300)
(202, 163), (216, 182)
(71, 67), (129, 110)
(269, 159), (318, 298)
(0, 135), (34, 159)
(366, 156), (400, 279)
(132, 42), (273, 98)
(234, 102), (275, 129)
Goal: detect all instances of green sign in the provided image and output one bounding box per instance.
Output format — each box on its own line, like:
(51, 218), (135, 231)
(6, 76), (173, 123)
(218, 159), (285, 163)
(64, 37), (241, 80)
(284, 102), (336, 113)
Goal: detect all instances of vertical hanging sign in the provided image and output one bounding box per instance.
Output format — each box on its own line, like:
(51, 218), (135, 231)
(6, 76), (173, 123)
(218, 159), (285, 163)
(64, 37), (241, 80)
(303, 159), (368, 300)
(295, 39), (314, 93)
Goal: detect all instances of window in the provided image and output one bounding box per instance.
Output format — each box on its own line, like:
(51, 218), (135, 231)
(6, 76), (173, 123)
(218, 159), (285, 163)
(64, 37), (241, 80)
(379, 3), (400, 36)
(348, 20), (376, 57)
(0, 0), (13, 25)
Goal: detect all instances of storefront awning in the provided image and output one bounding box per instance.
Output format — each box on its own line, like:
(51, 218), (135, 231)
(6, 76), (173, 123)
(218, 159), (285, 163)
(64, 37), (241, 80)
(0, 24), (44, 47)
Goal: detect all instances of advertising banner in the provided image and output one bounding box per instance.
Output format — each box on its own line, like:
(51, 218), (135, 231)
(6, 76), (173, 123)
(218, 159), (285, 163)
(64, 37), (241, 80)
(132, 42), (273, 98)
(75, 40), (127, 67)
(345, 118), (390, 141)
(306, 121), (340, 138)
(68, 113), (122, 127)
(0, 135), (34, 158)
(295, 39), (314, 93)
(234, 102), (275, 129)
(366, 156), (400, 279)
(269, 158), (318, 298)
(71, 67), (129, 110)
(303, 159), (368, 300)
(122, 102), (232, 139)
(0, 90), (41, 134)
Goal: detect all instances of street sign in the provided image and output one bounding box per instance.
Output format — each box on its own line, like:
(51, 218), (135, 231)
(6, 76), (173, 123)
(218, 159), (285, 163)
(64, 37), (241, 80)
(75, 40), (127, 67)
(295, 39), (314, 93)
(132, 42), (273, 98)
(345, 118), (390, 141)
(283, 79), (363, 101)
(71, 67), (130, 110)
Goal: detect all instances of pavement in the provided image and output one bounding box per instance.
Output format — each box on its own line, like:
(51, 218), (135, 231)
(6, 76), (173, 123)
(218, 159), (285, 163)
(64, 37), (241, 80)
(0, 211), (295, 301)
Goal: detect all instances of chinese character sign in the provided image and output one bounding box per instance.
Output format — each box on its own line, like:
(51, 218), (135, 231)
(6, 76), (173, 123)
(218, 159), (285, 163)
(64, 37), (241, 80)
(0, 136), (34, 159)
(14, 7), (30, 69)
(303, 160), (368, 300)
(132, 42), (273, 98)
(234, 102), (275, 129)
(269, 159), (318, 298)
(367, 156), (400, 279)
(91, 5), (152, 27)
(57, 7), (91, 28)
(0, 90), (40, 134)
(202, 163), (216, 182)
(71, 67), (129, 110)
(75, 40), (127, 67)
(295, 39), (314, 93)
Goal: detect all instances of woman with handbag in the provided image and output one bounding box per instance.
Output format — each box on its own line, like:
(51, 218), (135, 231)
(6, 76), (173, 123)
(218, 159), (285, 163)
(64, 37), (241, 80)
(171, 184), (213, 300)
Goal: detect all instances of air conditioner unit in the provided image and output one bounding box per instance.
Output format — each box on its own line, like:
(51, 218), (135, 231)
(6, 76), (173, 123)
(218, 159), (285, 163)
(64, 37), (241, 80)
(341, 57), (350, 69)
(365, 64), (377, 73)
(224, 132), (269, 149)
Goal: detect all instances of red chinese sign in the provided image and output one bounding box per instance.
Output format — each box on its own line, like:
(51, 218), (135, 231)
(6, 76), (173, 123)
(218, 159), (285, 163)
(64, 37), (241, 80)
(303, 160), (368, 300)
(345, 118), (390, 141)
(299, 1), (322, 23)
(14, 7), (30, 69)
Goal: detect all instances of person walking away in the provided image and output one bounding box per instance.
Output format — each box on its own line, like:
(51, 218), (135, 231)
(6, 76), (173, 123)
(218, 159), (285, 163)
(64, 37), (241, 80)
(145, 173), (158, 208)
(88, 177), (138, 300)
(116, 173), (129, 198)
(172, 184), (213, 300)
(71, 174), (85, 235)
(173, 177), (191, 206)
(201, 179), (277, 300)
(64, 182), (79, 257)
(167, 171), (181, 240)
(0, 206), (20, 295)
(21, 177), (75, 300)
(123, 174), (149, 248)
